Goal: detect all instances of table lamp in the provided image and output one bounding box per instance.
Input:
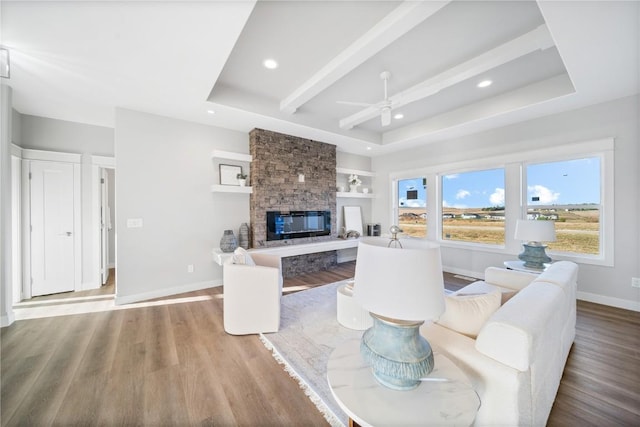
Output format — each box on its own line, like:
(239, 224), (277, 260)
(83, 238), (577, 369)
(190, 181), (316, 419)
(515, 219), (556, 269)
(353, 238), (445, 391)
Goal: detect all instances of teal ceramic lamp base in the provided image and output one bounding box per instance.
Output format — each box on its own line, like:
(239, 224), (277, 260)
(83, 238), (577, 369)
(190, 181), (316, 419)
(518, 242), (552, 269)
(360, 313), (434, 391)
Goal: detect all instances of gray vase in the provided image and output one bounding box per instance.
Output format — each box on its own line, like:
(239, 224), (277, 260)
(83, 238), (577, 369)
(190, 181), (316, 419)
(239, 223), (250, 249)
(220, 230), (238, 253)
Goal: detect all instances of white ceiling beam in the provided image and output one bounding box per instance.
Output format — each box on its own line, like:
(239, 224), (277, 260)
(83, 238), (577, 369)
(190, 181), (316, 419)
(279, 0), (451, 115)
(339, 24), (555, 130)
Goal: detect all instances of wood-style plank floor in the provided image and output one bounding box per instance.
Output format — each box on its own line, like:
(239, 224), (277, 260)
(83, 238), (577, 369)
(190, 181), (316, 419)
(2, 263), (639, 426)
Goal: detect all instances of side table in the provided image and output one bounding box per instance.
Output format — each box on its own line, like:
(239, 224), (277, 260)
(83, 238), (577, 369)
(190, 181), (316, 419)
(327, 339), (480, 426)
(504, 260), (548, 274)
(336, 282), (373, 330)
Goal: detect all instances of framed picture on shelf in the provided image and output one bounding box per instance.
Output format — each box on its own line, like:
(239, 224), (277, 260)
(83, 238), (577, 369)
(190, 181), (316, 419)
(220, 164), (243, 186)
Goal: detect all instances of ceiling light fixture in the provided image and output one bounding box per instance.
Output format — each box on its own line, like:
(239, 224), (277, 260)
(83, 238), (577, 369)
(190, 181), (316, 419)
(263, 59), (278, 70)
(393, 113), (404, 120)
(477, 80), (492, 88)
(207, 109), (216, 115)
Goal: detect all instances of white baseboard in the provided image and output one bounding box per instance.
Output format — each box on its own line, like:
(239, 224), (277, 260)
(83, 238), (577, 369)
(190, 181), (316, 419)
(577, 291), (640, 312)
(337, 254), (357, 263)
(1, 311), (15, 327)
(114, 279), (223, 306)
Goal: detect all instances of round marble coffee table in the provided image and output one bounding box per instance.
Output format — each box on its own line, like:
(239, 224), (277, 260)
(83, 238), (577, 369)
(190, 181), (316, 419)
(327, 339), (480, 426)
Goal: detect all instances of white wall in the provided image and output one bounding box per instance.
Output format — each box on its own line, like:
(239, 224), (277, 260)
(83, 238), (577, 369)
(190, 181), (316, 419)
(16, 114), (114, 289)
(372, 95), (640, 311)
(0, 84), (14, 326)
(114, 108), (251, 304)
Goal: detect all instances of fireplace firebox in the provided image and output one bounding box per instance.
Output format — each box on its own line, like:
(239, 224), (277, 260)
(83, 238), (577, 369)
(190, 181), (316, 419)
(266, 210), (331, 241)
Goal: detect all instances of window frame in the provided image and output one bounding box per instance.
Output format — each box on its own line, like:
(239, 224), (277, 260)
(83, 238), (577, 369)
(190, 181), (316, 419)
(388, 137), (614, 267)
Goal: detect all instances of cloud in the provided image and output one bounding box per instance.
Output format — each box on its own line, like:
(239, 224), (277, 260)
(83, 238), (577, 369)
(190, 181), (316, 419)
(490, 188), (505, 205)
(528, 185), (560, 204)
(444, 174), (459, 180)
(399, 198), (426, 208)
(456, 189), (470, 199)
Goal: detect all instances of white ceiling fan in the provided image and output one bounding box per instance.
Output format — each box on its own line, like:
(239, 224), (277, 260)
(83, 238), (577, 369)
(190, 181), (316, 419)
(337, 71), (394, 127)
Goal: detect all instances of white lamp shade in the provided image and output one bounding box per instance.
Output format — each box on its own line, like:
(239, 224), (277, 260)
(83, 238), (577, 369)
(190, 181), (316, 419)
(353, 238), (445, 322)
(515, 219), (556, 242)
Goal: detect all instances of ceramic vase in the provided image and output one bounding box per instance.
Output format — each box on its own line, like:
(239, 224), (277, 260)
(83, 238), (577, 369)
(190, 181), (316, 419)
(220, 230), (238, 253)
(350, 184), (359, 193)
(239, 223), (250, 249)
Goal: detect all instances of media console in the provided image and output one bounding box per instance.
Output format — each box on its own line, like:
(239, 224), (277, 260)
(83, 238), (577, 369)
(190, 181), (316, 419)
(212, 239), (360, 266)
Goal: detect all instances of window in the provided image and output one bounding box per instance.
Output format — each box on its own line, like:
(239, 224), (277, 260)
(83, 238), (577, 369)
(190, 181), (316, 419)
(397, 177), (426, 237)
(441, 168), (505, 245)
(526, 157), (601, 256)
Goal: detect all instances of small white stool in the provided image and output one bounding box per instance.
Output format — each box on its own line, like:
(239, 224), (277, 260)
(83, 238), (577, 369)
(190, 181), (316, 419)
(336, 281), (373, 330)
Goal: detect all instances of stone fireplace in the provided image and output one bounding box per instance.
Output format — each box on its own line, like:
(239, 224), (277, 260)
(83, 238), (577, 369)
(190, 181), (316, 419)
(249, 128), (337, 277)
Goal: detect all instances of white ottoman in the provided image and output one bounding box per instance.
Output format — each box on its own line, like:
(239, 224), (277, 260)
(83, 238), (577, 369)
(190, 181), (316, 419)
(336, 282), (373, 330)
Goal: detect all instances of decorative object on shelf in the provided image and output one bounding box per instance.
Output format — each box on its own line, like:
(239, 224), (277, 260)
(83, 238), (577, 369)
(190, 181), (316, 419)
(354, 238), (445, 391)
(238, 222), (250, 249)
(219, 229), (238, 253)
(337, 186), (345, 192)
(236, 172), (248, 187)
(515, 219), (556, 269)
(220, 164), (243, 186)
(362, 188), (369, 194)
(388, 225), (403, 248)
(348, 174), (361, 192)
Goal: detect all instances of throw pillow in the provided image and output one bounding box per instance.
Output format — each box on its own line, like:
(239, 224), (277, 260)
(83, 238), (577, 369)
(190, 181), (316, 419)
(436, 290), (501, 338)
(232, 247), (256, 266)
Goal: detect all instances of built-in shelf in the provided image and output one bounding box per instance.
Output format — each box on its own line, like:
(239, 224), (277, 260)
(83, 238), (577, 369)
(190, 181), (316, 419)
(211, 150), (252, 163)
(211, 185), (253, 194)
(337, 192), (375, 198)
(336, 167), (376, 177)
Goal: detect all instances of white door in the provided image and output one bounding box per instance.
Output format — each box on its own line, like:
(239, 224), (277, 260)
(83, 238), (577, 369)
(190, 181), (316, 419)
(100, 168), (110, 285)
(30, 160), (75, 296)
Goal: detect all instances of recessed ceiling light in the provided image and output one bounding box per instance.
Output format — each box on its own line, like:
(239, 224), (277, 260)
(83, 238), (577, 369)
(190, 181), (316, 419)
(263, 59), (278, 70)
(366, 146), (372, 150)
(477, 80), (492, 88)
(207, 109), (216, 115)
(393, 113), (404, 120)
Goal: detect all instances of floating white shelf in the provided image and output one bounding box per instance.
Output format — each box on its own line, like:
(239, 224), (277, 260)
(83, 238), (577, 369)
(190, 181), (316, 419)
(211, 150), (252, 163)
(211, 185), (253, 194)
(336, 167), (376, 177)
(337, 192), (375, 199)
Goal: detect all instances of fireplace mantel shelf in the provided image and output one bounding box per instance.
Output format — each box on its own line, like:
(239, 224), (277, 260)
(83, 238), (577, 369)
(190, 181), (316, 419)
(212, 238), (360, 266)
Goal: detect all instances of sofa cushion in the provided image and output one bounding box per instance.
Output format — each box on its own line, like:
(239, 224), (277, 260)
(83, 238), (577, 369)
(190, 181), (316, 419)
(455, 281), (518, 305)
(484, 267), (538, 291)
(436, 290), (501, 338)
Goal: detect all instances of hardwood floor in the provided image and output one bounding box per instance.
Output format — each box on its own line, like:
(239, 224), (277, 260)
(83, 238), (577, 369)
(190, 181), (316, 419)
(2, 262), (639, 426)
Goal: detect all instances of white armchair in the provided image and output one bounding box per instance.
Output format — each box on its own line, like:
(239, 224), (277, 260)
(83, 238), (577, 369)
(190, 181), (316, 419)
(223, 249), (283, 335)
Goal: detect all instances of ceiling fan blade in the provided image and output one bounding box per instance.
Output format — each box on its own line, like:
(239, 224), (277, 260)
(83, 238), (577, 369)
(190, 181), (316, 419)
(381, 107), (392, 127)
(336, 100), (374, 107)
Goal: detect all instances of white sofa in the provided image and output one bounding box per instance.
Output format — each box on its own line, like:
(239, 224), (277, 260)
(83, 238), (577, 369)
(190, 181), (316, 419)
(223, 249), (283, 335)
(421, 261), (578, 426)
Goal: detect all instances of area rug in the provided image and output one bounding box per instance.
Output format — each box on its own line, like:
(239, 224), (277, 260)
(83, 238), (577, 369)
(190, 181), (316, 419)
(259, 281), (361, 427)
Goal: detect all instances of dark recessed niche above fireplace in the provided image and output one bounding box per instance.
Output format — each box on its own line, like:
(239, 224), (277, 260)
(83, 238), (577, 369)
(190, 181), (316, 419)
(267, 210), (331, 241)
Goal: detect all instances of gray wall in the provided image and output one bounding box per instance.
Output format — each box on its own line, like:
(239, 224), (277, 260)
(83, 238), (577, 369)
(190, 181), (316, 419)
(114, 108), (252, 303)
(372, 94), (640, 310)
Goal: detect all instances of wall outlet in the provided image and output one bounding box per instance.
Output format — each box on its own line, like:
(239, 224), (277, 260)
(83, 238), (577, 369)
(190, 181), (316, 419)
(187, 264), (194, 273)
(632, 277), (640, 288)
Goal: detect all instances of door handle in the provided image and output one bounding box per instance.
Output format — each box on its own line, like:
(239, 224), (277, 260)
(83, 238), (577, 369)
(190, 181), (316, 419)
(60, 231), (72, 236)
